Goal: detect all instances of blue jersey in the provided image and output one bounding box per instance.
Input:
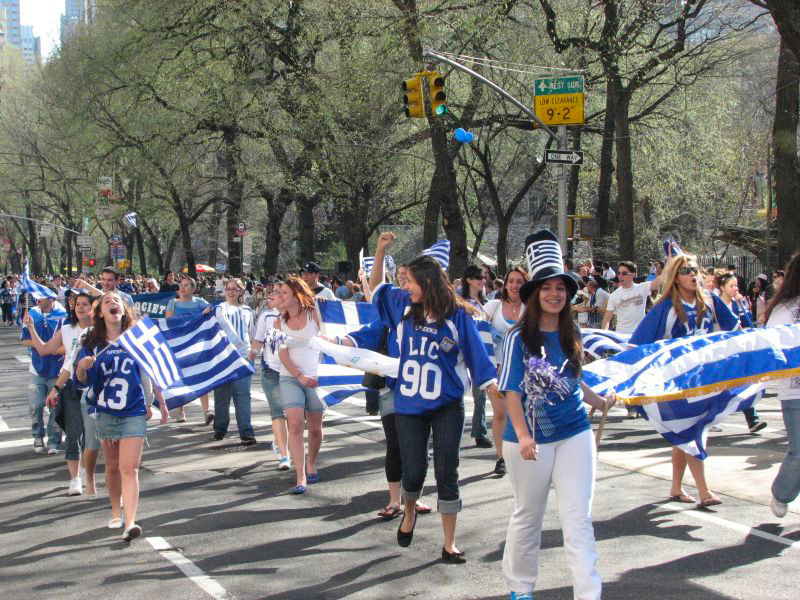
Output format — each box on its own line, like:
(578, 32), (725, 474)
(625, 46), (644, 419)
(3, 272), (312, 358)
(728, 299), (754, 329)
(21, 307), (66, 378)
(346, 317), (400, 388)
(76, 344), (147, 417)
(630, 293), (739, 345)
(216, 303), (253, 358)
(166, 296), (209, 319)
(499, 329), (589, 444)
(371, 284), (496, 414)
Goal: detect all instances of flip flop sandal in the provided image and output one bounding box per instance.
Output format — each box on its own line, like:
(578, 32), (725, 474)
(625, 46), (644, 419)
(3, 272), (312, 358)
(698, 496), (722, 507)
(378, 506), (403, 520)
(414, 503), (432, 514)
(290, 485), (306, 495)
(668, 493), (697, 504)
(307, 473), (320, 484)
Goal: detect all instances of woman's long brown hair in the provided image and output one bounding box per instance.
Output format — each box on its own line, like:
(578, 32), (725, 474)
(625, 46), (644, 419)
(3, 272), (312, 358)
(407, 256), (458, 325)
(280, 275), (316, 321)
(82, 292), (138, 351)
(512, 280), (582, 374)
(764, 251), (800, 323)
(656, 254), (706, 325)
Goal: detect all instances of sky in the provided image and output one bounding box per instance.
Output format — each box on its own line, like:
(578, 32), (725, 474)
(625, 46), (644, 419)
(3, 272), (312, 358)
(21, 0), (63, 61)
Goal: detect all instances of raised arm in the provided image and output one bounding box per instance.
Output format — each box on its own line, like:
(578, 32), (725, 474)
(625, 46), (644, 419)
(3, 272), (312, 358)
(368, 231), (395, 293)
(22, 314), (65, 356)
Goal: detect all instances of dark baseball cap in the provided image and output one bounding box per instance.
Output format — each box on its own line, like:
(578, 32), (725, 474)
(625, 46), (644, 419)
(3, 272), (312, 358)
(301, 261), (321, 273)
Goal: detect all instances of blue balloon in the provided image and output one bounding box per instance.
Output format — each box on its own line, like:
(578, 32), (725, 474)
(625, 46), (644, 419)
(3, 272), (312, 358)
(465, 131), (474, 143)
(454, 128), (467, 142)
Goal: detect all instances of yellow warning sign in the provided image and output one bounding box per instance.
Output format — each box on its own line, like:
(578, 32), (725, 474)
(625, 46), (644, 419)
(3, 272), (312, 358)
(534, 93), (585, 126)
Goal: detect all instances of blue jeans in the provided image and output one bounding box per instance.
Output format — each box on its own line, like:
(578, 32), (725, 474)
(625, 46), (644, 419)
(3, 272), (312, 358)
(213, 375), (255, 439)
(772, 400), (800, 504)
(471, 384), (488, 439)
(260, 367), (285, 420)
(62, 383), (84, 461)
(395, 400), (465, 514)
(29, 375), (61, 448)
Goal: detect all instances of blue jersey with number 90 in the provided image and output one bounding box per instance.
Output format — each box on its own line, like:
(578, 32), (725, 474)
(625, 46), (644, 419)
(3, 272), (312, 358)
(76, 345), (147, 416)
(372, 284), (497, 415)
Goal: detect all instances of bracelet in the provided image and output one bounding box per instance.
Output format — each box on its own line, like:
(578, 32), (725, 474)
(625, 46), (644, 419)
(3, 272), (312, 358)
(53, 384), (62, 392)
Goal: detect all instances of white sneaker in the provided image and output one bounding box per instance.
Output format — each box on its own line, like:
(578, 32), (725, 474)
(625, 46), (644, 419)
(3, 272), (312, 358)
(278, 456), (290, 471)
(771, 497), (788, 518)
(710, 425), (723, 432)
(33, 438), (45, 453)
(67, 478), (83, 496)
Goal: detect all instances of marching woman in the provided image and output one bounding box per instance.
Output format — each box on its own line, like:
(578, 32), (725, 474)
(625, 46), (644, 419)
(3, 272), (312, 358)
(716, 271), (768, 433)
(765, 251), (800, 518)
(630, 254), (740, 507)
(500, 231), (614, 600)
(165, 276), (211, 425)
(481, 266), (527, 476)
(274, 276), (325, 495)
(212, 278), (256, 444)
(369, 232), (498, 564)
(25, 291), (97, 496)
(75, 292), (169, 541)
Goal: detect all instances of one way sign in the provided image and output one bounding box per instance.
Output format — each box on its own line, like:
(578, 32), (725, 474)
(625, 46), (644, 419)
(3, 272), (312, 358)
(545, 150), (584, 165)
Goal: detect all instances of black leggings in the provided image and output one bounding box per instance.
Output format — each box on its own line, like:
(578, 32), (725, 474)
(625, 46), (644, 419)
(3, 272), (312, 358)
(1, 303), (11, 324)
(381, 413), (403, 484)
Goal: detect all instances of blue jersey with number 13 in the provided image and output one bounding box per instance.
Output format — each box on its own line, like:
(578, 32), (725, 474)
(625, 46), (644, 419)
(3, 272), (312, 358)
(76, 345), (147, 416)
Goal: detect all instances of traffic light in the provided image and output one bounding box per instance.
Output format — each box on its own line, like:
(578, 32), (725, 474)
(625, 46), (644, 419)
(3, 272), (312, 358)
(402, 76), (424, 118)
(428, 72), (447, 115)
(88, 258), (96, 267)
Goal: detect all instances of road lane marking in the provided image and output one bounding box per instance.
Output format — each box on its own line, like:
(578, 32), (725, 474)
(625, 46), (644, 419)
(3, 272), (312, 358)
(0, 438), (31, 449)
(147, 536), (232, 599)
(15, 355), (30, 364)
(664, 502), (800, 550)
(0, 415), (9, 431)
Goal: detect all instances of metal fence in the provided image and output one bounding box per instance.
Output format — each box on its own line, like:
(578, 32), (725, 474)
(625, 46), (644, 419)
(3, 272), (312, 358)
(697, 250), (780, 287)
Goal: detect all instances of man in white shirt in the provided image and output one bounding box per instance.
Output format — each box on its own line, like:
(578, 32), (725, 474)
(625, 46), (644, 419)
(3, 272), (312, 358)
(601, 261), (659, 418)
(602, 261), (616, 280)
(51, 275), (68, 301)
(301, 262), (336, 300)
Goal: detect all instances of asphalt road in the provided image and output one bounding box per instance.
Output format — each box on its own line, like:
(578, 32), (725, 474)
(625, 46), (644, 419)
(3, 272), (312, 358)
(0, 324), (798, 600)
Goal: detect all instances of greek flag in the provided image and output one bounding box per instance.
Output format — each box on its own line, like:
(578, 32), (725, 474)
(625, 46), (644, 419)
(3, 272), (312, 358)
(475, 318), (495, 363)
(582, 328), (631, 359)
(117, 312), (255, 410)
(316, 300), (380, 406)
(421, 239), (450, 270)
(21, 260), (56, 300)
(124, 212), (138, 228)
(584, 324), (800, 457)
(663, 236), (683, 257)
(361, 255), (396, 278)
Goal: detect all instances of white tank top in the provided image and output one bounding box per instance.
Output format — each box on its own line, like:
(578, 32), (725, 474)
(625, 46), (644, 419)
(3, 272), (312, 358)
(279, 310), (320, 377)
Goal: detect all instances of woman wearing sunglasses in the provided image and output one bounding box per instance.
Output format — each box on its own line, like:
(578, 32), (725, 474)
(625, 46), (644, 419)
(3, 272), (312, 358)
(630, 254), (740, 508)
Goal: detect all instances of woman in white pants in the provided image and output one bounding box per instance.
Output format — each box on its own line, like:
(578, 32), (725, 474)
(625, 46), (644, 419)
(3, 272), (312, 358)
(500, 230), (614, 600)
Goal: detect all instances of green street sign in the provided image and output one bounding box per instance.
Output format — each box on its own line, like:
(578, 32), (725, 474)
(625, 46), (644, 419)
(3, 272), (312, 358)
(534, 76), (584, 96)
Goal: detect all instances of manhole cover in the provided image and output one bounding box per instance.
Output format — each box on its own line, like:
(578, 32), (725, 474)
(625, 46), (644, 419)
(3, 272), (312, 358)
(211, 441), (273, 452)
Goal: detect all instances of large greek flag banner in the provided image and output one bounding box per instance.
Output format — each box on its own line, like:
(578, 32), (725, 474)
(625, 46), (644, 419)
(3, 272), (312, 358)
(118, 312), (255, 410)
(582, 328), (631, 359)
(316, 300), (381, 406)
(584, 324), (800, 457)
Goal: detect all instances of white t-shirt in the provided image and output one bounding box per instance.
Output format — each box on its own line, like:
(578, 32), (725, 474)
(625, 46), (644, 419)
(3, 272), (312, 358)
(766, 299), (800, 400)
(604, 267), (616, 279)
(278, 310), (320, 377)
(607, 282), (652, 333)
(313, 286), (337, 301)
(483, 298), (524, 367)
(61, 323), (88, 376)
(253, 308), (281, 372)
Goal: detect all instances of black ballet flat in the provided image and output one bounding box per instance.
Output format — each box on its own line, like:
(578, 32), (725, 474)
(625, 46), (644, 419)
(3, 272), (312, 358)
(396, 512), (417, 547)
(441, 547), (467, 564)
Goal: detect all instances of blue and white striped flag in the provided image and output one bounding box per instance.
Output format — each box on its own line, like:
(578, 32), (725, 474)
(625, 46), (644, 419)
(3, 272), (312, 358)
(117, 312), (255, 410)
(421, 239), (450, 270)
(663, 236), (683, 257)
(316, 300), (381, 406)
(21, 260), (56, 301)
(581, 328), (631, 359)
(124, 212), (138, 228)
(584, 324), (800, 457)
(475, 318), (495, 364)
(361, 256), (375, 277)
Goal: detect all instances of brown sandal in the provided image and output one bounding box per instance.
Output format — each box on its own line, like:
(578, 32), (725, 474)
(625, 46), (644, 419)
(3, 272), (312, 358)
(668, 493), (697, 503)
(698, 496), (722, 507)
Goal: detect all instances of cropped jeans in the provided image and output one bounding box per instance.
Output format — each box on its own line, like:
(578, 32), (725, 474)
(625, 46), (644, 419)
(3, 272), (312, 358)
(772, 400), (800, 505)
(395, 399), (465, 514)
(29, 375), (61, 449)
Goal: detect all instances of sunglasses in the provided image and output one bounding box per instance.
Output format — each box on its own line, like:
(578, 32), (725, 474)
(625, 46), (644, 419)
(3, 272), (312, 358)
(618, 271), (631, 277)
(677, 266), (698, 276)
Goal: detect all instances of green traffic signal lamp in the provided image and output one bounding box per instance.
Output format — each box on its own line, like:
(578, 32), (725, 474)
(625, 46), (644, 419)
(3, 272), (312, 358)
(429, 74), (447, 116)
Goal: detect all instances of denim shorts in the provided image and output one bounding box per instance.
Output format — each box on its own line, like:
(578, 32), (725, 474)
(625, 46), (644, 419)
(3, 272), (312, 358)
(95, 412), (147, 440)
(279, 376), (325, 413)
(261, 367), (285, 420)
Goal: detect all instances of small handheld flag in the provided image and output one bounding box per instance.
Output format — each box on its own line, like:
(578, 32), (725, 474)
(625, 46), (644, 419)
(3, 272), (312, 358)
(421, 239), (450, 270)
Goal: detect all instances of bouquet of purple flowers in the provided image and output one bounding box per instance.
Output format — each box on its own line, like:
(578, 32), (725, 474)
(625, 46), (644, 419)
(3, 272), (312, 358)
(522, 355), (571, 432)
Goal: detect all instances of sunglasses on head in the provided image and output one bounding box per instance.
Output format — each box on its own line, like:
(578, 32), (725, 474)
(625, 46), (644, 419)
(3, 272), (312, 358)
(677, 266), (698, 276)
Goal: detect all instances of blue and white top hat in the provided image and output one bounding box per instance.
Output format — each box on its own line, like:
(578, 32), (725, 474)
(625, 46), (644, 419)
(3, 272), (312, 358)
(520, 229), (578, 303)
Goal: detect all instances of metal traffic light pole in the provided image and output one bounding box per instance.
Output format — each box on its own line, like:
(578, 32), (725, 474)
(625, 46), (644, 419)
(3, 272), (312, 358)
(422, 48), (570, 252)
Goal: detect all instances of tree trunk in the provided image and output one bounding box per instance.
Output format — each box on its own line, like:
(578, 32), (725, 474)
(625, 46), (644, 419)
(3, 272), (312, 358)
(135, 227), (147, 276)
(25, 205), (40, 274)
(596, 82), (616, 257)
(296, 195), (316, 264)
(422, 192), (440, 249)
(43, 238), (54, 274)
(208, 197), (223, 271)
(222, 128), (244, 276)
(139, 216), (165, 275)
(262, 188), (292, 274)
(496, 215), (511, 276)
(772, 39), (800, 268)
(612, 86), (635, 261)
(429, 125), (467, 276)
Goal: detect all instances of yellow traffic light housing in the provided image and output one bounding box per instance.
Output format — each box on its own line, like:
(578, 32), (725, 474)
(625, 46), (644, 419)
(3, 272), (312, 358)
(402, 76), (425, 118)
(428, 72), (447, 115)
